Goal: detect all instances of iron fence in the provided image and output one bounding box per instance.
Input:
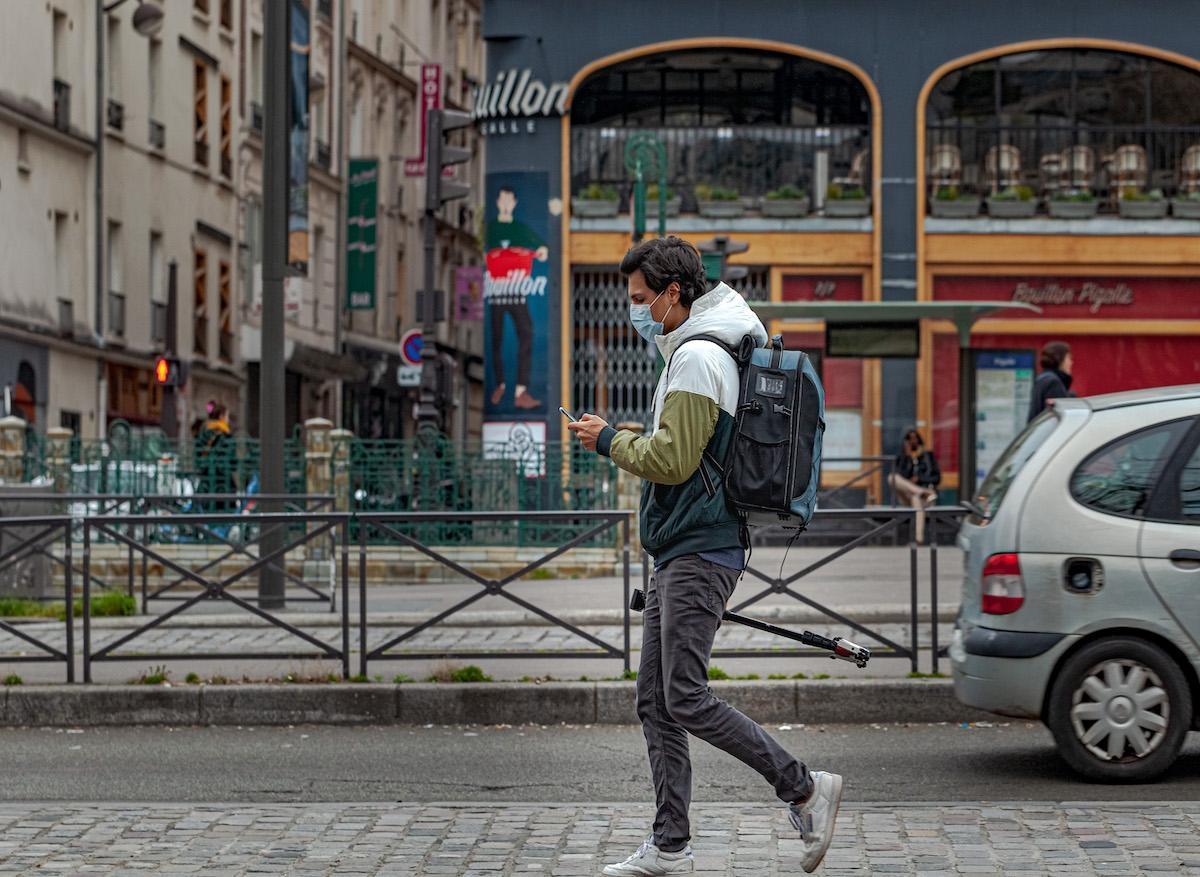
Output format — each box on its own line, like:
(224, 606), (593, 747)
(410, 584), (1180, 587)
(571, 124), (870, 204)
(926, 123), (1200, 205)
(0, 516), (75, 681)
(0, 507), (964, 683)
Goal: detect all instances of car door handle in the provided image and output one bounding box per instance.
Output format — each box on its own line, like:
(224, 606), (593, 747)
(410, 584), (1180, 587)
(1169, 549), (1200, 570)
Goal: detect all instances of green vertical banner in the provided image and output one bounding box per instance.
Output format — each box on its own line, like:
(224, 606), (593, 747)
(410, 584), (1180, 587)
(346, 158), (378, 310)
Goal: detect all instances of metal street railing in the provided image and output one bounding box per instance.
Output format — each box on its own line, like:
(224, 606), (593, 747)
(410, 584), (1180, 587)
(0, 516), (75, 681)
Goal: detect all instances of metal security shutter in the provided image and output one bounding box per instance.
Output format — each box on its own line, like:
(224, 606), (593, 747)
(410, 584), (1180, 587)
(571, 265), (770, 429)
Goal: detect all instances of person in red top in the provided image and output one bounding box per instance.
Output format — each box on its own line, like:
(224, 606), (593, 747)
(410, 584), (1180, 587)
(485, 186), (548, 410)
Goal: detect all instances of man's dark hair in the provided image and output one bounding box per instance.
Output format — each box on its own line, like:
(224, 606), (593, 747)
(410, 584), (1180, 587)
(498, 185), (516, 197)
(1040, 340), (1070, 371)
(619, 236), (709, 306)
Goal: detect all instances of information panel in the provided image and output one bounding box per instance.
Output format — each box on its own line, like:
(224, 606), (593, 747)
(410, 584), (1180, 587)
(974, 349), (1035, 483)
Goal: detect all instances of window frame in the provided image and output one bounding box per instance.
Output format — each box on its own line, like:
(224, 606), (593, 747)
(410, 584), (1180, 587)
(1068, 416), (1195, 522)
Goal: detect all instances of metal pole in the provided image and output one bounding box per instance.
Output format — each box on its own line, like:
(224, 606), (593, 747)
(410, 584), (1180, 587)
(332, 0), (347, 424)
(358, 518), (368, 679)
(957, 343), (976, 503)
(929, 514), (940, 675)
(95, 0), (106, 442)
(341, 519), (350, 680)
(82, 522), (92, 683)
(909, 535), (919, 674)
(416, 111), (442, 439)
(259, 0), (289, 608)
(622, 517), (631, 675)
(64, 522), (75, 684)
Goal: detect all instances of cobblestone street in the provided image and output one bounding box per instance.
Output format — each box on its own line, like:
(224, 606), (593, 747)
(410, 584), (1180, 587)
(1, 802), (1198, 876)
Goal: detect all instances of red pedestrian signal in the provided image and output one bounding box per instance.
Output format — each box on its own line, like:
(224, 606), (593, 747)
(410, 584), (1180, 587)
(154, 356), (182, 387)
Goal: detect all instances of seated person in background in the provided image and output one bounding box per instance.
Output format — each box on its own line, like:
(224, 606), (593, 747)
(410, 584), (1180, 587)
(888, 428), (941, 544)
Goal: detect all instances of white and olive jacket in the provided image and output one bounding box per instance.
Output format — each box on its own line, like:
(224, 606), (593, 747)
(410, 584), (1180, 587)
(597, 283), (769, 565)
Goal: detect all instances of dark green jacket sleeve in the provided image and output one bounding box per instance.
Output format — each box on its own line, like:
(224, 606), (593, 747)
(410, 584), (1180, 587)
(597, 391), (718, 485)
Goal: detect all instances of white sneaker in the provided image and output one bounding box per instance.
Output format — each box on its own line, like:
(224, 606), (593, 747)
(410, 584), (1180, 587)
(601, 835), (694, 876)
(788, 770), (844, 873)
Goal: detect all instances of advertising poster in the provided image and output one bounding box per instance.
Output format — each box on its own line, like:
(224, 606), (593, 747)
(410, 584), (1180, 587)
(975, 350), (1035, 482)
(483, 171), (550, 417)
(346, 159), (378, 310)
(287, 0), (310, 270)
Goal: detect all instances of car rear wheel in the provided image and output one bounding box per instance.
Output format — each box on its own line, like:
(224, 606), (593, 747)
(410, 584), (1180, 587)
(1046, 636), (1192, 782)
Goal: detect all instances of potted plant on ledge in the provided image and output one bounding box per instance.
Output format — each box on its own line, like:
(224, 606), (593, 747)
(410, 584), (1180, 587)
(986, 185), (1037, 218)
(1171, 191), (1200, 219)
(1048, 188), (1098, 219)
(929, 185), (981, 218)
(824, 183), (870, 217)
(571, 183), (620, 218)
(761, 184), (810, 217)
(695, 183), (745, 218)
(1118, 187), (1168, 219)
(645, 183), (681, 217)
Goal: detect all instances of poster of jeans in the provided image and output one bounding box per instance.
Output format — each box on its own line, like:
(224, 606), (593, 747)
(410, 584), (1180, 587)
(484, 171), (550, 416)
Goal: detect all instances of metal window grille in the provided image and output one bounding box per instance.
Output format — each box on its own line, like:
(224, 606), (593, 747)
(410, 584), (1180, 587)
(106, 98), (124, 132)
(571, 265), (769, 429)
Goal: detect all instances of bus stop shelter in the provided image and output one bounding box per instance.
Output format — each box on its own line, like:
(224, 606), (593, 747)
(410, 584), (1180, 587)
(749, 300), (1042, 501)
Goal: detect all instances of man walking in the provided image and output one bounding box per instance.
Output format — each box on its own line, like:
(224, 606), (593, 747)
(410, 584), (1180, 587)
(567, 237), (843, 875)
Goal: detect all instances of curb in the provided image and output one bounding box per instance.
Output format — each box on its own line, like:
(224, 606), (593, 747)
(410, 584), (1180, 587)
(0, 680), (997, 727)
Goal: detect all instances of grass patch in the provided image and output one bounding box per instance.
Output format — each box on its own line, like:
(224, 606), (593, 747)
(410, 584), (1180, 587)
(622, 669), (637, 681)
(2, 674), (22, 686)
(907, 671), (947, 679)
(813, 673), (831, 680)
(393, 674), (414, 684)
(185, 672), (201, 684)
(707, 665), (730, 681)
(136, 665), (170, 685)
(526, 568), (555, 581)
(0, 593), (136, 619)
(791, 672), (808, 680)
(736, 673), (761, 680)
(349, 674), (371, 683)
(448, 665), (491, 683)
(767, 674), (789, 680)
(209, 675), (230, 685)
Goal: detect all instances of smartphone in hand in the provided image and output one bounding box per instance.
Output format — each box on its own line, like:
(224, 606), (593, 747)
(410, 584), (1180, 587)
(559, 406), (578, 422)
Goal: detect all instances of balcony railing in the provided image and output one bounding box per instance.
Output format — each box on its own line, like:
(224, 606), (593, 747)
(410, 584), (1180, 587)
(194, 139), (209, 168)
(315, 139), (331, 171)
(926, 124), (1200, 215)
(149, 118), (165, 150)
(250, 101), (263, 135)
(106, 98), (124, 132)
(52, 78), (70, 131)
(570, 124), (870, 208)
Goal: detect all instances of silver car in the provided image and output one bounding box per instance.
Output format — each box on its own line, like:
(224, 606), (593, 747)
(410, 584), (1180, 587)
(951, 385), (1200, 781)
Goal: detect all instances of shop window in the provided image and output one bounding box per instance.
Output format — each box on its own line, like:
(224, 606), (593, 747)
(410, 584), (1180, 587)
(193, 249), (208, 356)
(1070, 421), (1190, 518)
(570, 47), (872, 204)
(193, 60), (208, 167)
(925, 48), (1200, 206)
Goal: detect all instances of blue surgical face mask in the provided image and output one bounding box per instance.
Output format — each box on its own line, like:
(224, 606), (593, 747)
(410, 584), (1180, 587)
(629, 289), (671, 343)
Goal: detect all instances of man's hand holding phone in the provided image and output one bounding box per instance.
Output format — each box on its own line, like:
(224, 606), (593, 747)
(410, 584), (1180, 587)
(564, 407), (609, 452)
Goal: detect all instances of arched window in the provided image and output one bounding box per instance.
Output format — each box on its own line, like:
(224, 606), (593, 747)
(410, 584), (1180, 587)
(925, 48), (1200, 211)
(571, 47), (872, 209)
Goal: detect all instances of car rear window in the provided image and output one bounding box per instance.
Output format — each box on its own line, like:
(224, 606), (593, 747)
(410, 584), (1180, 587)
(973, 411), (1060, 521)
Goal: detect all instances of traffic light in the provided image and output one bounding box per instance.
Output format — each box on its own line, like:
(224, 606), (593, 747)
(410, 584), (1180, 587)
(153, 356), (183, 387)
(697, 235), (750, 284)
(424, 108), (473, 210)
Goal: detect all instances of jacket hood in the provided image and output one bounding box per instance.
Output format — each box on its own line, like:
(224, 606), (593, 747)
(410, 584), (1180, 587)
(654, 282), (769, 360)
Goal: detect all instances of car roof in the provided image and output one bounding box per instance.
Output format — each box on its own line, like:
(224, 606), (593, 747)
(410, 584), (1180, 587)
(1067, 384), (1200, 411)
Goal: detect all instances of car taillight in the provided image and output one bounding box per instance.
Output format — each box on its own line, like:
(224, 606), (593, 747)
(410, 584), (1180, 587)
(981, 552), (1024, 615)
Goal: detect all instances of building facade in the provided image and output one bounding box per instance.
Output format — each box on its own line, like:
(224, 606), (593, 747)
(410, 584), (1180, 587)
(480, 0), (1200, 497)
(1, 0), (486, 445)
(339, 0), (485, 441)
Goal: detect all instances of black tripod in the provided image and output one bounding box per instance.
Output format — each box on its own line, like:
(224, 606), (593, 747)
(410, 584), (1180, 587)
(630, 588), (871, 668)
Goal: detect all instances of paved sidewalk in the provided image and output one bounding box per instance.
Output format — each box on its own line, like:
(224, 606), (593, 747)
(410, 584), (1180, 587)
(0, 801), (1197, 875)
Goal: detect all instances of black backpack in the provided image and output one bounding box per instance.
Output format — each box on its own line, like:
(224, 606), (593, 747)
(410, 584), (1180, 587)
(686, 334), (826, 529)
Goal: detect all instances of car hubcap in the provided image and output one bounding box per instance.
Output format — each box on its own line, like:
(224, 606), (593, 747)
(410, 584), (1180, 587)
(1071, 659), (1169, 762)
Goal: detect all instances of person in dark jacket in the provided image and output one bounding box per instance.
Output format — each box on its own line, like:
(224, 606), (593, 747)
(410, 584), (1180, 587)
(888, 428), (940, 544)
(1027, 341), (1075, 422)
